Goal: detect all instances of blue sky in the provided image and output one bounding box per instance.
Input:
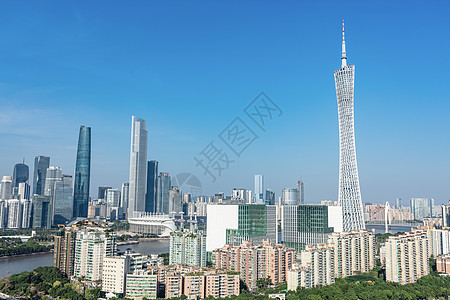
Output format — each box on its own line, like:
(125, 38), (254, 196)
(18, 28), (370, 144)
(0, 1), (449, 204)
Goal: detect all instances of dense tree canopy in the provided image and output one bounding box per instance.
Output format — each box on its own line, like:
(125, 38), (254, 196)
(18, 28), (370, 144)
(0, 238), (52, 256)
(0, 266), (97, 299)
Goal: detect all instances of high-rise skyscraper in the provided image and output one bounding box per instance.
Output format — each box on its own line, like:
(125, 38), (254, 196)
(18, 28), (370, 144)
(395, 198), (402, 209)
(12, 163), (29, 188)
(334, 21), (365, 231)
(157, 173), (171, 214)
(283, 188), (298, 206)
(18, 182), (30, 200)
(98, 186), (112, 200)
(121, 183), (129, 218)
(254, 174), (264, 204)
(44, 166), (62, 197)
(0, 176), (12, 200)
(297, 180), (304, 204)
(32, 194), (53, 228)
(411, 198), (434, 220)
(265, 189), (275, 205)
(145, 160), (158, 213)
(33, 156), (50, 196)
(53, 175), (73, 224)
(128, 116), (148, 217)
(168, 186), (182, 216)
(73, 125), (91, 218)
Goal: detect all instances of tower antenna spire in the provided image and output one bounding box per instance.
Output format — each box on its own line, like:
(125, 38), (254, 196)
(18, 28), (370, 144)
(341, 20), (347, 67)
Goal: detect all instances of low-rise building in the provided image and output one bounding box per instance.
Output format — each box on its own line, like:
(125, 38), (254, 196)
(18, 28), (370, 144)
(125, 270), (158, 300)
(436, 254), (450, 274)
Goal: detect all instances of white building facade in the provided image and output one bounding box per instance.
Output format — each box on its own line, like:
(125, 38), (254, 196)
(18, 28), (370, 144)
(128, 116), (148, 217)
(385, 231), (430, 284)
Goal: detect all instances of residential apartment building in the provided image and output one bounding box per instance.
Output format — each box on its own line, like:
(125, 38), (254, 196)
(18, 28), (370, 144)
(426, 228), (450, 257)
(300, 244), (335, 287)
(73, 226), (117, 281)
(212, 240), (295, 290)
(436, 254), (450, 274)
(287, 264), (312, 290)
(102, 257), (128, 296)
(169, 228), (206, 267)
(385, 231), (430, 284)
(327, 230), (376, 278)
(146, 264), (239, 299)
(53, 225), (77, 276)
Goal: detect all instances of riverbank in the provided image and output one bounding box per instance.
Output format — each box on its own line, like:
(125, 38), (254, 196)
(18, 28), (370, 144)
(138, 237), (169, 241)
(117, 240), (139, 246)
(0, 250), (53, 261)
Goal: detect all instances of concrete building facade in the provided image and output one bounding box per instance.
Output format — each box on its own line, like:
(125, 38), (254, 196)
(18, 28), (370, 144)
(385, 231), (430, 284)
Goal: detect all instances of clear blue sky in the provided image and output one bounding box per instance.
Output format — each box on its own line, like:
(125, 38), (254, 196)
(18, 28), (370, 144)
(0, 1), (449, 204)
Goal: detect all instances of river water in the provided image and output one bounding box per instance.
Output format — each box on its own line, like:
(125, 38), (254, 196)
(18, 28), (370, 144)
(366, 224), (414, 234)
(0, 239), (170, 278)
(117, 239), (170, 255)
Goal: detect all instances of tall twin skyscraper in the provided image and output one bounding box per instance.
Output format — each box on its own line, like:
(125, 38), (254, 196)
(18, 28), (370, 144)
(334, 21), (365, 231)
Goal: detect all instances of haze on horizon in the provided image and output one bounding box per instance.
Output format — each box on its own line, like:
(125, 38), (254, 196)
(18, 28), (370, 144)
(0, 1), (449, 205)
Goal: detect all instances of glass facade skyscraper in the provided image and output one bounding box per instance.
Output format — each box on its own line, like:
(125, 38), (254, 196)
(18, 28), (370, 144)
(33, 156), (50, 196)
(54, 175), (73, 224)
(44, 166), (62, 197)
(12, 163), (29, 188)
(334, 22), (365, 231)
(145, 160), (158, 213)
(157, 172), (171, 214)
(254, 174), (264, 204)
(121, 183), (129, 218)
(73, 125), (91, 218)
(128, 116), (148, 217)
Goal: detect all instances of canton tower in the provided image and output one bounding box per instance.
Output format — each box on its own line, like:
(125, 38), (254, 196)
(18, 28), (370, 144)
(334, 21), (365, 231)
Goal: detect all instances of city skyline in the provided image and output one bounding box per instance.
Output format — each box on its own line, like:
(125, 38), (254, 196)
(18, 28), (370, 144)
(0, 1), (449, 204)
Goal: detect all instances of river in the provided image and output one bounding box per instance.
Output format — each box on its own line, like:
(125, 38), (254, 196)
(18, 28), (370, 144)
(366, 224), (414, 234)
(0, 253), (54, 278)
(117, 239), (170, 255)
(0, 239), (170, 278)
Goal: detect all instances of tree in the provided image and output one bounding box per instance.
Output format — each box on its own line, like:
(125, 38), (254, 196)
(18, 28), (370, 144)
(85, 288), (101, 300)
(239, 279), (248, 293)
(256, 277), (271, 289)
